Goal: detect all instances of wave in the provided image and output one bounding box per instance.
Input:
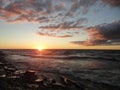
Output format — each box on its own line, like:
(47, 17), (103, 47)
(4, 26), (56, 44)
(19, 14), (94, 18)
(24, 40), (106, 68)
(2, 49), (120, 61)
(18, 54), (120, 62)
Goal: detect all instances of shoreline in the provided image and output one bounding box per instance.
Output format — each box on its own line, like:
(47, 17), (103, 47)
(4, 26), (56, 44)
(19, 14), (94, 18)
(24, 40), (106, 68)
(0, 51), (120, 90)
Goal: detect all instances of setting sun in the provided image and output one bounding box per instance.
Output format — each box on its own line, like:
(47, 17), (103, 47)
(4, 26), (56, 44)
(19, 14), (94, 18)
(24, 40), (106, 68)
(38, 46), (43, 51)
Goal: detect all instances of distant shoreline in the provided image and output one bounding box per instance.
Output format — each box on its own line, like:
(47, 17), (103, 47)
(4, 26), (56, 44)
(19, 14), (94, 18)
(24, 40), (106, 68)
(0, 49), (120, 51)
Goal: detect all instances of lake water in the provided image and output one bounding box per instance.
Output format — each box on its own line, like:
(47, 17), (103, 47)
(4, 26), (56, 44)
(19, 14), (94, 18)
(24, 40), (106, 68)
(2, 49), (120, 86)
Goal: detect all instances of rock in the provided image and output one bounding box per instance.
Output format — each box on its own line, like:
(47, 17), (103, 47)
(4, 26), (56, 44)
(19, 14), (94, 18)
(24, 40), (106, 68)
(0, 62), (4, 68)
(0, 74), (6, 78)
(41, 75), (48, 81)
(4, 66), (16, 72)
(0, 51), (6, 59)
(38, 80), (45, 88)
(60, 76), (67, 85)
(40, 75), (50, 85)
(51, 83), (66, 89)
(27, 84), (39, 88)
(0, 77), (7, 90)
(0, 68), (5, 75)
(50, 79), (56, 84)
(36, 78), (48, 90)
(14, 70), (25, 76)
(35, 78), (44, 84)
(0, 51), (7, 64)
(4, 66), (16, 77)
(60, 76), (84, 90)
(7, 75), (19, 79)
(21, 70), (37, 83)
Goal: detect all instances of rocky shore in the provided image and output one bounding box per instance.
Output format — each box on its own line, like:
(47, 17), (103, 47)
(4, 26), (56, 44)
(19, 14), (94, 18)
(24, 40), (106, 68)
(0, 51), (120, 90)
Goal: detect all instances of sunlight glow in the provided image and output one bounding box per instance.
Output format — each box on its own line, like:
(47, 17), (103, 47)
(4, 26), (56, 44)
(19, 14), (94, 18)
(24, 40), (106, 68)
(38, 46), (43, 51)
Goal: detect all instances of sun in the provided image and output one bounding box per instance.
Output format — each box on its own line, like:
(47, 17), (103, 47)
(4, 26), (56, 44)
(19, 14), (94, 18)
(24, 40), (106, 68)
(38, 46), (43, 51)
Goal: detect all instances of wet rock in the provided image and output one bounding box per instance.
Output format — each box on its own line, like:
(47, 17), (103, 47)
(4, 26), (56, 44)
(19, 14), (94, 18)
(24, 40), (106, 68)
(35, 78), (49, 90)
(0, 68), (5, 74)
(0, 51), (6, 59)
(14, 70), (25, 76)
(50, 79), (56, 84)
(51, 83), (66, 89)
(38, 80), (46, 89)
(0, 74), (6, 78)
(60, 76), (68, 85)
(4, 66), (16, 72)
(41, 75), (48, 81)
(21, 70), (37, 83)
(0, 77), (7, 90)
(7, 75), (19, 79)
(0, 62), (4, 68)
(0, 54), (7, 64)
(35, 78), (44, 84)
(4, 66), (16, 77)
(27, 84), (39, 88)
(60, 76), (84, 90)
(40, 75), (51, 86)
(0, 69), (5, 78)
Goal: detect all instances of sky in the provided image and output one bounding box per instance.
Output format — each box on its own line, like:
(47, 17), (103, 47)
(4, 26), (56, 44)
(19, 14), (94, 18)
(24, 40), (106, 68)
(0, 0), (120, 49)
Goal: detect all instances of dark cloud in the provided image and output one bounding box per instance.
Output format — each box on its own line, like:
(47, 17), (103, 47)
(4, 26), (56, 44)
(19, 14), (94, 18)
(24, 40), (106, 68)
(88, 21), (120, 40)
(102, 0), (120, 7)
(71, 21), (120, 46)
(67, 0), (97, 16)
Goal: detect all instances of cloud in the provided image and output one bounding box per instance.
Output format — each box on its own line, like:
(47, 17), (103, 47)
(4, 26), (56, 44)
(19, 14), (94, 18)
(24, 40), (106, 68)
(67, 0), (97, 15)
(39, 18), (87, 30)
(0, 0), (119, 24)
(37, 18), (87, 37)
(0, 0), (119, 39)
(0, 0), (94, 23)
(0, 0), (54, 23)
(1, 0), (119, 22)
(71, 21), (120, 46)
(88, 21), (120, 40)
(0, 0), (91, 38)
(37, 32), (72, 38)
(102, 0), (120, 7)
